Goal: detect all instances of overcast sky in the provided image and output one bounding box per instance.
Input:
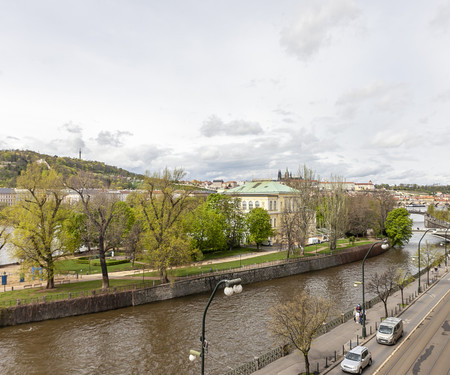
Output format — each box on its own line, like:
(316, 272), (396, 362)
(1, 0), (449, 185)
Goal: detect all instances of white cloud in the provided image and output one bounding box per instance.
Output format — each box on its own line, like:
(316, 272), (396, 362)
(95, 131), (133, 147)
(200, 116), (264, 137)
(280, 0), (361, 61)
(430, 1), (450, 33)
(0, 1), (448, 185)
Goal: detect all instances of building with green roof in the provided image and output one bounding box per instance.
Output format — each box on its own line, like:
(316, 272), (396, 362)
(225, 181), (304, 243)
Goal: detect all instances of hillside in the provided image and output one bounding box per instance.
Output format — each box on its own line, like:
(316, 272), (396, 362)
(0, 150), (144, 189)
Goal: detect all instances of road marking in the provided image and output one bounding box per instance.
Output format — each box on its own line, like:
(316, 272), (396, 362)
(373, 288), (450, 375)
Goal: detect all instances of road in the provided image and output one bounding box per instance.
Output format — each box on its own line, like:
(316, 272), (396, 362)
(323, 271), (450, 375)
(373, 290), (449, 375)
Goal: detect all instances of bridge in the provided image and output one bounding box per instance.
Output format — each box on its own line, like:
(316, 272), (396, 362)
(407, 209), (427, 215)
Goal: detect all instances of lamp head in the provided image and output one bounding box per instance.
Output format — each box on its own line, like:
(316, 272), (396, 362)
(189, 349), (201, 362)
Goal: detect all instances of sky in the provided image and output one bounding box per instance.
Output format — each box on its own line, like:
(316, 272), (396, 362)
(0, 0), (449, 185)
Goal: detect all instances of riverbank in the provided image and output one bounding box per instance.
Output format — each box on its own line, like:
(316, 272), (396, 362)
(0, 242), (390, 327)
(249, 265), (449, 375)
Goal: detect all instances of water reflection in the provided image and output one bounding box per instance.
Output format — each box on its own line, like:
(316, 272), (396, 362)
(0, 226), (443, 374)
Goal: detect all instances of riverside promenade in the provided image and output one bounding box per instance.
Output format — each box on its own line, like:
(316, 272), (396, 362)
(253, 266), (448, 375)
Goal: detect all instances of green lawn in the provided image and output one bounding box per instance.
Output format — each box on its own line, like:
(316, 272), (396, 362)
(141, 240), (373, 278)
(201, 247), (260, 260)
(0, 278), (158, 307)
(54, 258), (143, 275)
(1, 238), (375, 305)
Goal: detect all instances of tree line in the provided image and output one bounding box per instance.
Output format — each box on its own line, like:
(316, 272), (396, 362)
(0, 163), (275, 289)
(0, 163), (413, 290)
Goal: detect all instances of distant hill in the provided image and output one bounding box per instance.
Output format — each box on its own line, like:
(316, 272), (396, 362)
(0, 150), (144, 189)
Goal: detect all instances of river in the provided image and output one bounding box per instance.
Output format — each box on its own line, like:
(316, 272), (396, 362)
(0, 214), (444, 375)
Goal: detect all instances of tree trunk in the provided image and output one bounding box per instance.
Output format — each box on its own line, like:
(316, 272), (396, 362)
(160, 268), (169, 284)
(98, 240), (110, 289)
(303, 352), (310, 375)
(46, 259), (55, 289)
(383, 302), (388, 318)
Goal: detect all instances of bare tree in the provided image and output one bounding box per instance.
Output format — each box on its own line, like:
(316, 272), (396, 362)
(394, 269), (413, 307)
(67, 172), (130, 289)
(269, 290), (333, 375)
(282, 165), (319, 257)
(318, 175), (348, 252)
(413, 241), (442, 285)
(367, 266), (397, 318)
(279, 204), (301, 260)
(371, 190), (396, 236)
(346, 193), (375, 238)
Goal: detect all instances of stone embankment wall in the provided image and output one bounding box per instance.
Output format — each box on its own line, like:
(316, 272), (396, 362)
(424, 214), (449, 229)
(0, 243), (388, 327)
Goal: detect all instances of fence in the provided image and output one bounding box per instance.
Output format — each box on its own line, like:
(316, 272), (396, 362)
(223, 263), (442, 375)
(0, 280), (160, 307)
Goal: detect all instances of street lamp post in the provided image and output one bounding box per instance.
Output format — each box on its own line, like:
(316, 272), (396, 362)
(445, 227), (449, 268)
(361, 240), (389, 338)
(417, 229), (436, 294)
(190, 278), (243, 375)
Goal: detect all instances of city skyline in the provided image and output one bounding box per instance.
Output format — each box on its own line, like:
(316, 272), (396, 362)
(0, 1), (449, 185)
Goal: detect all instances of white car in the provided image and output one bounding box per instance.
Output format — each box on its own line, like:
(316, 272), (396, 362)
(341, 345), (372, 374)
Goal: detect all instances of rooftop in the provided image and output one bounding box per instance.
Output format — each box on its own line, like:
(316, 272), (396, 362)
(224, 181), (298, 195)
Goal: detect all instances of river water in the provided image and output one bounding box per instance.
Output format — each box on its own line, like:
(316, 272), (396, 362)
(0, 214), (444, 375)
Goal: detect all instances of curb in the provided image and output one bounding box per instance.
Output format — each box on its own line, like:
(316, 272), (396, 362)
(318, 269), (448, 375)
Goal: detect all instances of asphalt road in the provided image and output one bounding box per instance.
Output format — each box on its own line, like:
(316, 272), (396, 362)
(324, 271), (450, 375)
(373, 290), (449, 375)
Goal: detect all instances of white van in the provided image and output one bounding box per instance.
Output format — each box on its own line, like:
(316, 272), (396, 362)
(307, 237), (320, 245)
(376, 317), (403, 345)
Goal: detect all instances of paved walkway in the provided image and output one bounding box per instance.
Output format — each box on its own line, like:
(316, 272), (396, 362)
(253, 266), (448, 375)
(0, 248), (283, 291)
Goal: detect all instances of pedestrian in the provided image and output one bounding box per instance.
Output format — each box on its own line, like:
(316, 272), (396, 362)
(355, 310), (360, 324)
(359, 311), (364, 324)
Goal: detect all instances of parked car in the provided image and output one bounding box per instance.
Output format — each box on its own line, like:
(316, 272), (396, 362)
(376, 317), (403, 345)
(341, 345), (372, 374)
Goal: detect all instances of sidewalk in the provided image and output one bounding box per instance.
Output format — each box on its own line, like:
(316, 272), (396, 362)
(0, 248), (281, 292)
(253, 266), (448, 375)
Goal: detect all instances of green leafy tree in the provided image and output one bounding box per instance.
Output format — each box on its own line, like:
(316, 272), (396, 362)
(385, 207), (413, 247)
(207, 193), (246, 250)
(0, 211), (9, 252)
(7, 163), (73, 289)
(188, 202), (227, 254)
(122, 203), (146, 267)
(137, 168), (201, 283)
(246, 207), (274, 249)
(269, 290), (333, 375)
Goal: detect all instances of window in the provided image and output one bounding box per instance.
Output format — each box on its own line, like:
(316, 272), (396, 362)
(249, 201), (253, 210)
(269, 201), (272, 211)
(242, 201), (247, 210)
(274, 201), (277, 210)
(255, 201), (260, 208)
